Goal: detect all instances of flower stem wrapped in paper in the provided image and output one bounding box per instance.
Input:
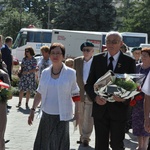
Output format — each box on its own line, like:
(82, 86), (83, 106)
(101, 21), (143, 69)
(94, 70), (145, 102)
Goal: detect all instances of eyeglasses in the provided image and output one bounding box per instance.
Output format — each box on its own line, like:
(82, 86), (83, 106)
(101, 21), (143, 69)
(25, 50), (29, 53)
(50, 52), (62, 56)
(141, 53), (149, 58)
(82, 49), (92, 52)
(106, 40), (120, 45)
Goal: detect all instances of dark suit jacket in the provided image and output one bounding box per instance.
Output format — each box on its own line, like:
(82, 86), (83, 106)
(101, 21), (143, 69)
(85, 51), (136, 121)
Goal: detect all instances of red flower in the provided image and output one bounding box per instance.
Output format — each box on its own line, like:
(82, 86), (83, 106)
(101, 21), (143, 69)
(130, 99), (136, 106)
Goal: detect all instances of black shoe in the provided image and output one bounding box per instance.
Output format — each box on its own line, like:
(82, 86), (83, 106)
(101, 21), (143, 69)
(82, 140), (89, 147)
(5, 140), (10, 144)
(7, 105), (12, 109)
(16, 102), (21, 107)
(77, 140), (82, 144)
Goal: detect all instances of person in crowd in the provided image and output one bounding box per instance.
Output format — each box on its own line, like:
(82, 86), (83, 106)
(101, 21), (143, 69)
(36, 46), (52, 80)
(85, 31), (136, 150)
(17, 46), (37, 108)
(65, 58), (74, 68)
(131, 47), (142, 64)
(0, 35), (3, 48)
(74, 41), (94, 147)
(132, 47), (150, 150)
(120, 43), (132, 56)
(120, 42), (132, 133)
(142, 71), (150, 133)
(0, 36), (13, 81)
(28, 42), (80, 150)
(0, 52), (11, 150)
(142, 70), (150, 150)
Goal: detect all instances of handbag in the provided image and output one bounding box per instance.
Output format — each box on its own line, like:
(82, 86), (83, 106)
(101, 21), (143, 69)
(17, 67), (23, 78)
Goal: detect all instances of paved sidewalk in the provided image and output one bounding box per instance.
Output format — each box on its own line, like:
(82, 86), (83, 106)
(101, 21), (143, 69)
(5, 96), (138, 150)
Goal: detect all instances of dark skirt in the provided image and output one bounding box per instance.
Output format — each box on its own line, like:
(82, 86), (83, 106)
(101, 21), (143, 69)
(34, 111), (70, 150)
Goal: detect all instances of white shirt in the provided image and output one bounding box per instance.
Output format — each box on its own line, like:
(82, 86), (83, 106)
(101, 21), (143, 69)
(83, 57), (93, 84)
(107, 51), (120, 71)
(43, 78), (59, 114)
(142, 71), (150, 96)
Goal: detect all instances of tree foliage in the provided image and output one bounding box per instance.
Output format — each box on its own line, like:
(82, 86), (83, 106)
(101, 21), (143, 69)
(117, 0), (150, 40)
(0, 8), (42, 40)
(52, 0), (116, 31)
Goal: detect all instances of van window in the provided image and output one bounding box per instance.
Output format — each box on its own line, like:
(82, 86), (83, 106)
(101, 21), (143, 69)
(27, 32), (52, 43)
(123, 36), (146, 47)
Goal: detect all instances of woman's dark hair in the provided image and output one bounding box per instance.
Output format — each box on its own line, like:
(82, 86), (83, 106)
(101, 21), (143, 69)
(24, 46), (35, 57)
(49, 43), (65, 57)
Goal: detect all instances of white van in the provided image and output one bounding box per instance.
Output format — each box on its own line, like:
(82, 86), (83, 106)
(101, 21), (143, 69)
(51, 29), (103, 58)
(12, 28), (52, 61)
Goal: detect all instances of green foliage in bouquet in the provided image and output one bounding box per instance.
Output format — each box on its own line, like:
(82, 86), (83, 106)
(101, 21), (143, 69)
(0, 88), (12, 103)
(113, 78), (138, 91)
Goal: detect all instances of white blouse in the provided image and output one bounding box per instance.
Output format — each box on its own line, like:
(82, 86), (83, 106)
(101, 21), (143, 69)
(37, 63), (80, 121)
(142, 71), (150, 96)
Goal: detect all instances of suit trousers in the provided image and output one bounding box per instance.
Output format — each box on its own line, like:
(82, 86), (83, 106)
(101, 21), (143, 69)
(79, 96), (93, 142)
(0, 103), (7, 150)
(94, 110), (125, 150)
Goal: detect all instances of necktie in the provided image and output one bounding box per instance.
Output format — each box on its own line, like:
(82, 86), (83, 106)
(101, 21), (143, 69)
(107, 57), (114, 71)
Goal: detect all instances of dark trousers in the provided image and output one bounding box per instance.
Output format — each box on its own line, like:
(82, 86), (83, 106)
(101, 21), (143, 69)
(94, 113), (125, 150)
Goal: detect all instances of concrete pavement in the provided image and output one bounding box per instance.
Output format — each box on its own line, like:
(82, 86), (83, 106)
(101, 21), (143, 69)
(5, 96), (138, 150)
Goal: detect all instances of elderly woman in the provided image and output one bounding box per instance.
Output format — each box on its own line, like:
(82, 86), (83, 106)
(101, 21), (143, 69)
(132, 47), (150, 150)
(17, 46), (37, 108)
(28, 43), (80, 150)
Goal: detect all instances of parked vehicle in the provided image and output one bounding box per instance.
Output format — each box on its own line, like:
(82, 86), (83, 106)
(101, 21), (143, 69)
(12, 28), (52, 61)
(51, 29), (103, 58)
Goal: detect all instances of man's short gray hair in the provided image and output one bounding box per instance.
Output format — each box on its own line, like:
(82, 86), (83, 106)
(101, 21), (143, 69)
(105, 31), (123, 41)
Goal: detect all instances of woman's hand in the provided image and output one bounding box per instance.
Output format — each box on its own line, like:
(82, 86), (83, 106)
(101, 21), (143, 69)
(28, 110), (35, 125)
(144, 118), (150, 133)
(74, 111), (80, 127)
(95, 95), (107, 105)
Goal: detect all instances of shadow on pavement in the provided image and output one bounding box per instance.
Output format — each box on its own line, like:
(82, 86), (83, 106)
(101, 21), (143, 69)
(17, 107), (30, 114)
(124, 132), (138, 150)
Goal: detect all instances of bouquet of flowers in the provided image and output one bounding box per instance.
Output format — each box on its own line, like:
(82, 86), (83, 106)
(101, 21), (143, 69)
(94, 70), (145, 102)
(0, 80), (12, 103)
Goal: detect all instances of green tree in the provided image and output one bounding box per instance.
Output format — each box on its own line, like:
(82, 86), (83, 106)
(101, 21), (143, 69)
(117, 0), (150, 39)
(52, 0), (116, 31)
(0, 8), (42, 40)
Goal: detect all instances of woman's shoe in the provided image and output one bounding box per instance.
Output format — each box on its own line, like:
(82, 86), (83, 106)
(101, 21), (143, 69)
(26, 103), (29, 108)
(16, 102), (21, 107)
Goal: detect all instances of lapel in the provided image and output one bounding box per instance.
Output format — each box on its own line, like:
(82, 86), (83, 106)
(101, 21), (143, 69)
(103, 52), (109, 73)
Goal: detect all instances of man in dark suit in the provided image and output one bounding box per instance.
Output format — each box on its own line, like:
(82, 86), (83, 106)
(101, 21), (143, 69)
(85, 31), (136, 150)
(1, 36), (13, 81)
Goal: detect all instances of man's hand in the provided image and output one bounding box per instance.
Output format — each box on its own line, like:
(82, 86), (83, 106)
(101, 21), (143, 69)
(95, 95), (107, 105)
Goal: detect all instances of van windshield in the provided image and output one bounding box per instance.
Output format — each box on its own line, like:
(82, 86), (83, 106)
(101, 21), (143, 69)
(12, 31), (27, 49)
(123, 36), (146, 47)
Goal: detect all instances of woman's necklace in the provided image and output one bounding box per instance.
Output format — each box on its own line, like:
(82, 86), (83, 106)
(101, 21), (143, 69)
(51, 66), (63, 75)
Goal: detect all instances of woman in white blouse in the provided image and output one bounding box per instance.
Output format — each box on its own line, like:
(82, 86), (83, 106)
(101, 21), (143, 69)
(142, 71), (150, 133)
(28, 43), (80, 150)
